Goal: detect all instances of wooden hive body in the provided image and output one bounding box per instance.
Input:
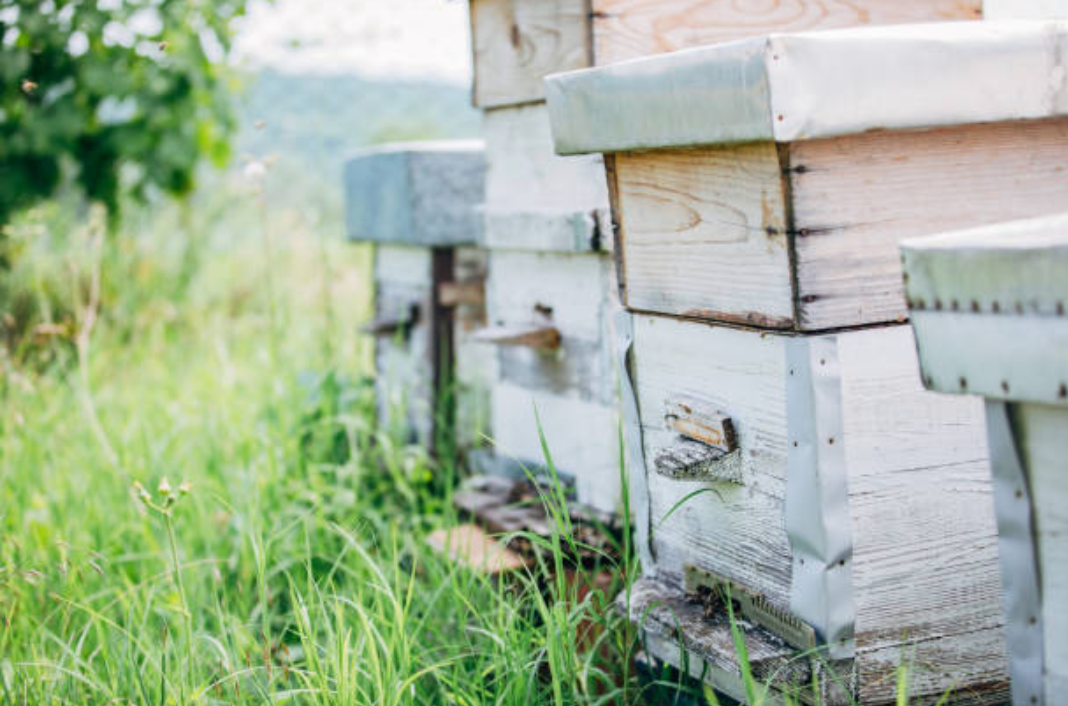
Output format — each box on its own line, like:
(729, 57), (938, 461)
(537, 20), (1068, 703)
(547, 20), (1068, 331)
(624, 314), (1007, 704)
(344, 142), (491, 453)
(903, 214), (1068, 706)
(476, 103), (623, 513)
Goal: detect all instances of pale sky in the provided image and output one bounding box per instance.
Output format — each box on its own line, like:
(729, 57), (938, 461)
(232, 0), (473, 84)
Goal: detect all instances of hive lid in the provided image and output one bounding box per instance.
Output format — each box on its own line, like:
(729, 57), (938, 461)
(902, 213), (1068, 406)
(546, 20), (1068, 155)
(344, 140), (486, 246)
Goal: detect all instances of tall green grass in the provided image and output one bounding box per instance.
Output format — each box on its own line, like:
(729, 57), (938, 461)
(0, 172), (641, 706)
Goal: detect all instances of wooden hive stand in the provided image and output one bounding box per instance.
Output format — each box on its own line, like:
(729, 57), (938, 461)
(544, 18), (1068, 705)
(344, 141), (491, 456)
(903, 213), (1068, 706)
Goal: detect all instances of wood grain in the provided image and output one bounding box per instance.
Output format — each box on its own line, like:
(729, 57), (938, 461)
(630, 317), (1006, 700)
(631, 315), (793, 603)
(790, 117), (1068, 330)
(838, 326), (1007, 701)
(471, 0), (591, 108)
(613, 145), (794, 327)
(591, 0), (982, 65)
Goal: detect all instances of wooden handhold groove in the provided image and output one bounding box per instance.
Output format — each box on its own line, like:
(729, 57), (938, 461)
(653, 438), (742, 484)
(473, 324), (561, 350)
(665, 398), (737, 452)
(438, 281), (485, 308)
(684, 564), (817, 652)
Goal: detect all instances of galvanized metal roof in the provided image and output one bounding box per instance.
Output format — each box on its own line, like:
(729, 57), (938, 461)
(902, 213), (1068, 406)
(546, 20), (1068, 155)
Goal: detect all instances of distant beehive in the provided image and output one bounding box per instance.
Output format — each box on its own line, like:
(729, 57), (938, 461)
(545, 19), (1068, 704)
(903, 214), (1068, 706)
(344, 142), (491, 455)
(465, 2), (622, 514)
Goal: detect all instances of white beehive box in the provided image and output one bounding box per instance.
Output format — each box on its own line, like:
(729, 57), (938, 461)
(344, 142), (491, 453)
(617, 313), (1007, 704)
(467, 0), (981, 108)
(902, 214), (1068, 706)
(547, 20), (1068, 332)
(474, 102), (622, 514)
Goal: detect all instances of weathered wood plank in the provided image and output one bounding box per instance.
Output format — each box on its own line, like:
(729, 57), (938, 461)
(474, 324), (562, 349)
(613, 145), (794, 327)
(856, 627), (1010, 706)
(426, 524), (528, 574)
(490, 382), (621, 514)
(471, 0), (591, 109)
(631, 315), (792, 602)
(1016, 402), (1068, 700)
(591, 0), (982, 65)
(837, 326), (1007, 701)
(790, 117), (1068, 330)
(484, 103), (609, 217)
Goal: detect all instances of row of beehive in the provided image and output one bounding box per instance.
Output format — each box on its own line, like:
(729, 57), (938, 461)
(343, 0), (1068, 703)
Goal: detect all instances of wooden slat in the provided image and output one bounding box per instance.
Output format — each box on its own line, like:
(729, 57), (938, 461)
(613, 144), (794, 328)
(590, 0), (982, 66)
(471, 0), (591, 108)
(473, 324), (561, 349)
(439, 281), (486, 308)
(631, 315), (792, 602)
(426, 524), (528, 575)
(791, 116), (1068, 330)
(665, 397), (737, 453)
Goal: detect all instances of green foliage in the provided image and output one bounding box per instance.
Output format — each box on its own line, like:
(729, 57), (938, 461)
(0, 0), (254, 228)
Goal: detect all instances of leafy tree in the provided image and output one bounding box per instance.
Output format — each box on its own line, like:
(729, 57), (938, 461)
(0, 0), (256, 228)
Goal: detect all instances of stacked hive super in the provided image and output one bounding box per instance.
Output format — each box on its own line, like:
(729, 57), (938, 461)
(903, 215), (1068, 706)
(344, 142), (491, 457)
(463, 0), (983, 522)
(547, 19), (1068, 705)
(467, 0), (620, 513)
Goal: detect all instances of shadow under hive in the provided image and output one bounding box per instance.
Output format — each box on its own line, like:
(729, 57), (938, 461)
(344, 141), (491, 455)
(903, 214), (1068, 706)
(544, 19), (1068, 705)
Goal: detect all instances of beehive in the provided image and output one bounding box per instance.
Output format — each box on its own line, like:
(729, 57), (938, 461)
(344, 141), (490, 453)
(548, 20), (1068, 332)
(539, 20), (1068, 704)
(902, 214), (1068, 706)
